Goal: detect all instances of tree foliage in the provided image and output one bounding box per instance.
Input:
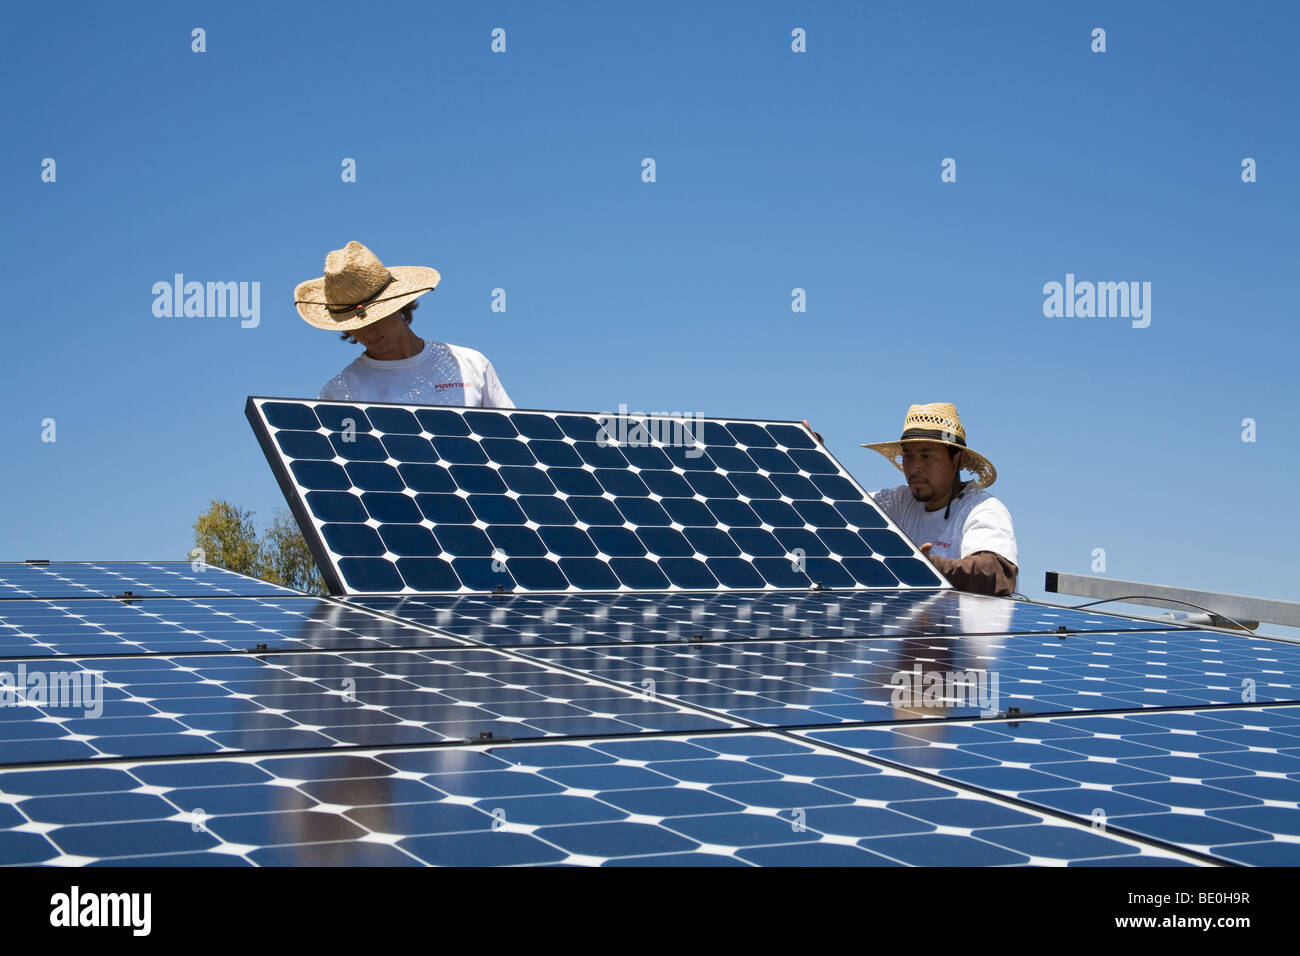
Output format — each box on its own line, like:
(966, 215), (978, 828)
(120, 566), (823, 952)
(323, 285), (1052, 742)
(260, 508), (326, 594)
(191, 499), (326, 594)
(192, 500), (260, 576)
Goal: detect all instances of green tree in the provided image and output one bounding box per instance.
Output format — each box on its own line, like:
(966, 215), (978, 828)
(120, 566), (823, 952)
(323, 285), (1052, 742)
(259, 508), (327, 594)
(191, 499), (327, 594)
(192, 499), (260, 577)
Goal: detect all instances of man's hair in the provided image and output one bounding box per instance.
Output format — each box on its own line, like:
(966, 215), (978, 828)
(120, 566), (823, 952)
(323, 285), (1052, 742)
(339, 300), (418, 343)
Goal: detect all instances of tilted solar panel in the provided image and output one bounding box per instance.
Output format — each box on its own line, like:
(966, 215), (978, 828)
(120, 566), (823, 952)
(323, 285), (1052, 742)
(246, 398), (946, 596)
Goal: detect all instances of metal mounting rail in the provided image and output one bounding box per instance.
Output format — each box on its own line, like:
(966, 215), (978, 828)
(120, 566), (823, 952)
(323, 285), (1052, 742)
(1045, 571), (1300, 630)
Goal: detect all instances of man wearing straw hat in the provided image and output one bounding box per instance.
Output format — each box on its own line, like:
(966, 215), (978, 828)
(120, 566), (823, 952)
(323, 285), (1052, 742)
(295, 241), (514, 407)
(861, 403), (1018, 597)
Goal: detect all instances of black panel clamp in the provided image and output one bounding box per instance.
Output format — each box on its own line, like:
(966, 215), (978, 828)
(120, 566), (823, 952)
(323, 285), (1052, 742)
(1003, 705), (1038, 728)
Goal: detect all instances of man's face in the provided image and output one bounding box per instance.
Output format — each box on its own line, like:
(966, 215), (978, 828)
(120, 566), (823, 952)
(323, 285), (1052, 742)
(350, 309), (407, 352)
(900, 441), (962, 505)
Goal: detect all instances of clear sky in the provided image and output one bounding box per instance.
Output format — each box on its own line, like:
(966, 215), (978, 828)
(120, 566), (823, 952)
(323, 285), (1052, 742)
(4, 1), (1297, 629)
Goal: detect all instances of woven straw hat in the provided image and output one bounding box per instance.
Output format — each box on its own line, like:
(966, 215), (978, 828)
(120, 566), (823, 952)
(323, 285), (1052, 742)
(294, 241), (440, 331)
(861, 402), (997, 489)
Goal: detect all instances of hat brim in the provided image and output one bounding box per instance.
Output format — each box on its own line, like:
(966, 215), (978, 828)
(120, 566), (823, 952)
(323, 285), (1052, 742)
(861, 438), (997, 489)
(294, 265), (440, 331)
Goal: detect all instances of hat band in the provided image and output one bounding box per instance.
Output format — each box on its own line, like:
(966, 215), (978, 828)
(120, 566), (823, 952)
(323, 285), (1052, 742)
(325, 275), (397, 315)
(899, 427), (966, 446)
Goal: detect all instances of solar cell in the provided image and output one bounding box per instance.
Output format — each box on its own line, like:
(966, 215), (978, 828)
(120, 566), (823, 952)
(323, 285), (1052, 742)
(0, 562), (297, 600)
(246, 398), (946, 595)
(802, 704), (1300, 865)
(349, 589), (1179, 649)
(0, 732), (1189, 866)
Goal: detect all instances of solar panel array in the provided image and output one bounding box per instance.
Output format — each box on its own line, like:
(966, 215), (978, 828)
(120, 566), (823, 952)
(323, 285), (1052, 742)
(2, 558), (1297, 866)
(0, 398), (1295, 866)
(246, 399), (945, 596)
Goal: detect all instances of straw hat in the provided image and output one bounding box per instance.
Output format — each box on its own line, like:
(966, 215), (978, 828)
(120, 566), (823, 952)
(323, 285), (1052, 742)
(294, 241), (440, 331)
(862, 402), (997, 488)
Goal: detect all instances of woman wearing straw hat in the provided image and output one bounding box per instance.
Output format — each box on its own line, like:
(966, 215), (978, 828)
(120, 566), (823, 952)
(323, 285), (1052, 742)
(861, 403), (1018, 597)
(296, 241), (514, 408)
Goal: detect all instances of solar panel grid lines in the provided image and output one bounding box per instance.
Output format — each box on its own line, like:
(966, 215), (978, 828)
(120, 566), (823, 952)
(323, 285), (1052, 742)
(0, 596), (469, 659)
(0, 561), (301, 600)
(0, 731), (1200, 867)
(0, 647), (742, 768)
(8, 622), (1287, 779)
(245, 397), (947, 596)
(783, 719), (1235, 867)
(800, 704), (1300, 866)
(4, 605), (1293, 772)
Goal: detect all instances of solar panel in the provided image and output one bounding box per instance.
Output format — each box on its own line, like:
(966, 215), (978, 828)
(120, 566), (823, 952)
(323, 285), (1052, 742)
(516, 628), (1300, 727)
(246, 398), (946, 596)
(802, 704), (1300, 865)
(0, 597), (466, 658)
(347, 589), (1179, 649)
(0, 649), (735, 765)
(0, 731), (1190, 866)
(0, 561), (297, 600)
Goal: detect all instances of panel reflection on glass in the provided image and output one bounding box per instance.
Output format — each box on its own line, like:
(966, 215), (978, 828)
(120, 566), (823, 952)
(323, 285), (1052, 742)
(520, 628), (1300, 726)
(351, 589), (1177, 649)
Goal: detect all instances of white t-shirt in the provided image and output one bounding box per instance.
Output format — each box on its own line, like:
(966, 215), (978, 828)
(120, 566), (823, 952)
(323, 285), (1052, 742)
(318, 339), (514, 408)
(871, 483), (1018, 567)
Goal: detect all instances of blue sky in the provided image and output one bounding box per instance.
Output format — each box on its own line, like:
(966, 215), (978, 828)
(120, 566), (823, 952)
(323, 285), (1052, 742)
(4, 1), (1297, 627)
